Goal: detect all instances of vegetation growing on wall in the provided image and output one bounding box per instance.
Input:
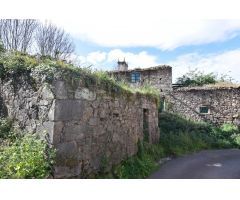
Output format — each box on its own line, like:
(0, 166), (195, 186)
(0, 51), (159, 101)
(0, 118), (56, 178)
(96, 141), (164, 179)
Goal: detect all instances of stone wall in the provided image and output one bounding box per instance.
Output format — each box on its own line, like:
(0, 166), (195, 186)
(52, 80), (159, 178)
(0, 75), (54, 133)
(166, 87), (240, 126)
(0, 73), (159, 178)
(109, 66), (172, 93)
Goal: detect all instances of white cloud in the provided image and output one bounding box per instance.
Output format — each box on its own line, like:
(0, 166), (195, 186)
(85, 51), (107, 65)
(73, 49), (240, 83)
(50, 18), (240, 50)
(168, 49), (240, 83)
(106, 49), (158, 68)
(75, 49), (158, 70)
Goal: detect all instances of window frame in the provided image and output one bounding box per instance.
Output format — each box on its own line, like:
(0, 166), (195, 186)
(199, 105), (210, 114)
(130, 72), (141, 83)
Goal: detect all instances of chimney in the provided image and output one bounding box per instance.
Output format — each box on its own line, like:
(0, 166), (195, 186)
(117, 58), (128, 71)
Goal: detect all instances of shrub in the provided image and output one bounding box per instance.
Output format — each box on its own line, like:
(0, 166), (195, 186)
(175, 69), (233, 87)
(0, 133), (55, 178)
(0, 118), (14, 140)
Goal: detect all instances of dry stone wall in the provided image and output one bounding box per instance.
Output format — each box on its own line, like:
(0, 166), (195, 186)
(0, 75), (55, 135)
(51, 80), (159, 178)
(0, 73), (159, 178)
(167, 87), (240, 126)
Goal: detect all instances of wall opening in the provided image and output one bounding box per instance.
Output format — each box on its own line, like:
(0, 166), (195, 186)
(199, 105), (210, 114)
(143, 108), (149, 142)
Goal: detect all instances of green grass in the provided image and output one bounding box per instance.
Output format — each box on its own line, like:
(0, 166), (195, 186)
(96, 141), (165, 179)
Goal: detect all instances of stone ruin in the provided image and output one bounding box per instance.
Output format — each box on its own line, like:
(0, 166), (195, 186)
(0, 72), (159, 178)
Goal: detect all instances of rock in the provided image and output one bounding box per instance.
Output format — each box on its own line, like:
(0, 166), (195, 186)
(75, 88), (96, 101)
(53, 81), (68, 99)
(54, 100), (84, 121)
(55, 141), (79, 167)
(41, 85), (54, 100)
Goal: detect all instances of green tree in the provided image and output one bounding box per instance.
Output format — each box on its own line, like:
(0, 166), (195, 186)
(176, 69), (219, 86)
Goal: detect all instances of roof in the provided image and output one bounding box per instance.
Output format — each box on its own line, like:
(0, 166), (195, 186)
(173, 83), (240, 92)
(108, 65), (172, 73)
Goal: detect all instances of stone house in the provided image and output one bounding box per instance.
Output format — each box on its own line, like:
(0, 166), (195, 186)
(109, 60), (172, 93)
(110, 60), (240, 126)
(167, 86), (240, 126)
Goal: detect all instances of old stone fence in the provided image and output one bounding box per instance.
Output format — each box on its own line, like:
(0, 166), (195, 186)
(166, 87), (240, 126)
(0, 74), (159, 178)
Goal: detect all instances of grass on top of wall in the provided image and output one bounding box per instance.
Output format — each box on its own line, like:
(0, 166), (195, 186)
(0, 51), (159, 101)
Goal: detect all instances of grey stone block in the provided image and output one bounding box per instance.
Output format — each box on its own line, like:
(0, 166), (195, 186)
(54, 100), (84, 121)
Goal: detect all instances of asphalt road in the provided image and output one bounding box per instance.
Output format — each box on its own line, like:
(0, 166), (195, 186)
(149, 149), (240, 179)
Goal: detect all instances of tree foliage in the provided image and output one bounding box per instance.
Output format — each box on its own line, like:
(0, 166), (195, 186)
(176, 69), (233, 87)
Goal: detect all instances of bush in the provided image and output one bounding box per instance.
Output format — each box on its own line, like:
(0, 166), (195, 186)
(0, 133), (55, 178)
(175, 69), (233, 87)
(206, 123), (240, 148)
(176, 69), (217, 86)
(0, 118), (56, 178)
(0, 118), (14, 140)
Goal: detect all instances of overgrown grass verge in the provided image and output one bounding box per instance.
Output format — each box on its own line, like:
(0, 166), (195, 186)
(0, 118), (56, 178)
(96, 142), (165, 179)
(159, 112), (240, 156)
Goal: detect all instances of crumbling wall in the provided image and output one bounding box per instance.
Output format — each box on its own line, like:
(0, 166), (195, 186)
(0, 73), (159, 178)
(167, 87), (240, 126)
(50, 80), (159, 178)
(0, 74), (54, 133)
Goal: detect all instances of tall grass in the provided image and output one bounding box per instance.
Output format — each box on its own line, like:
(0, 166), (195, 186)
(98, 112), (239, 179)
(159, 112), (240, 156)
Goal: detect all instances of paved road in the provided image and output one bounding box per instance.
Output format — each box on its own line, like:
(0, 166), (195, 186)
(149, 149), (240, 179)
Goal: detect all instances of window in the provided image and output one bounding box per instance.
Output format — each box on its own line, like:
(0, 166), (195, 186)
(131, 72), (141, 83)
(199, 106), (210, 114)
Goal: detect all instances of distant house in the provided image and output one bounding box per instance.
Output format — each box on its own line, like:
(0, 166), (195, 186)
(109, 60), (173, 93)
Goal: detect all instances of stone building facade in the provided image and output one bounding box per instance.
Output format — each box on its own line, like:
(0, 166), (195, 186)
(110, 60), (240, 126)
(109, 60), (172, 93)
(0, 72), (159, 178)
(167, 86), (240, 126)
